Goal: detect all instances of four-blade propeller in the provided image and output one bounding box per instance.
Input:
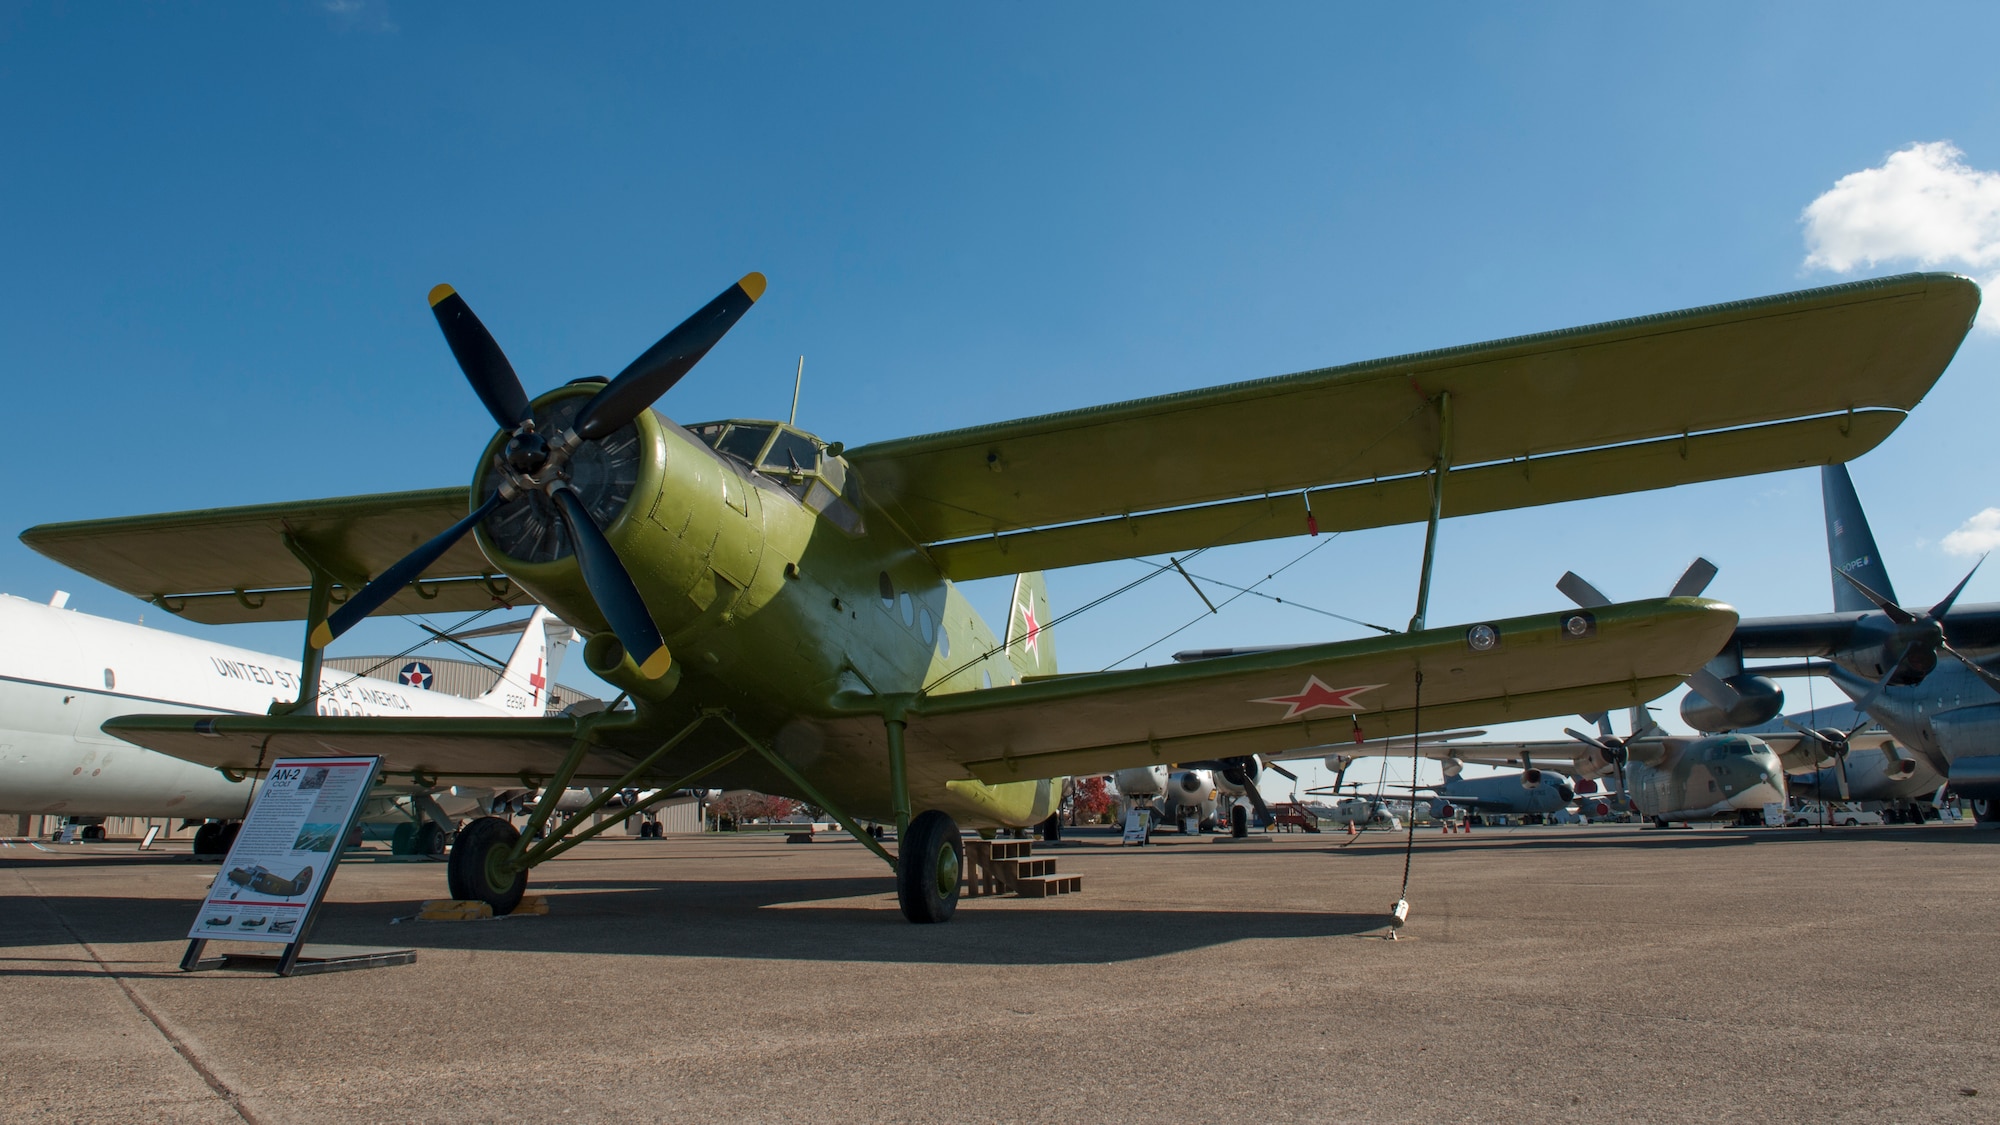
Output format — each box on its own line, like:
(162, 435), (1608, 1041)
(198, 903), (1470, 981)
(313, 273), (767, 677)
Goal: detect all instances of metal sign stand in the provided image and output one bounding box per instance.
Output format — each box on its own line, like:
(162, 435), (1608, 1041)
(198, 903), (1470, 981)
(180, 756), (413, 977)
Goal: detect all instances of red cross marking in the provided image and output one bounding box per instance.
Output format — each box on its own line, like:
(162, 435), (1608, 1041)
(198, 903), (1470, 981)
(528, 657), (546, 705)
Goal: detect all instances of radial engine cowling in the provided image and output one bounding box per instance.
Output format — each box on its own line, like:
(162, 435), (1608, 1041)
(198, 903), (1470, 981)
(1520, 768), (1543, 789)
(1679, 674), (1784, 732)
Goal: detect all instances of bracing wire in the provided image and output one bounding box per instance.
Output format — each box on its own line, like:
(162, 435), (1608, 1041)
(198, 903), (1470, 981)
(319, 602), (513, 701)
(1100, 533), (1343, 672)
(1399, 669), (1423, 901)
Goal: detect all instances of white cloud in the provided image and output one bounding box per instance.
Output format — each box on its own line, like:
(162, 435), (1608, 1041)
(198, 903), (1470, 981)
(1942, 508), (2000, 556)
(1801, 142), (2000, 329)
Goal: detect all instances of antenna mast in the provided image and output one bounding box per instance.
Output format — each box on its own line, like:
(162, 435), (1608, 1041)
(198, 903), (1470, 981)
(788, 356), (805, 426)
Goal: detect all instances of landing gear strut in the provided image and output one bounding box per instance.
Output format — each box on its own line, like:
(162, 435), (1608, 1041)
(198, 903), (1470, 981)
(897, 810), (963, 924)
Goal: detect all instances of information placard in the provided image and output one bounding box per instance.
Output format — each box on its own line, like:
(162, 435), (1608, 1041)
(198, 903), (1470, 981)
(186, 757), (378, 946)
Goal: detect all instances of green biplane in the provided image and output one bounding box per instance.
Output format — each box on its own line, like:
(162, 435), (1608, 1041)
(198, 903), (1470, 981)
(22, 271), (1977, 922)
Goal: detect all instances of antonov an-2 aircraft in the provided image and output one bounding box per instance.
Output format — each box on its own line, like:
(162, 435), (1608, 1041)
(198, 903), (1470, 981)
(21, 270), (1977, 923)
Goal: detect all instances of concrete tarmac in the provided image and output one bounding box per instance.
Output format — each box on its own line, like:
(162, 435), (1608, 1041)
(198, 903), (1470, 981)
(2, 823), (1996, 1123)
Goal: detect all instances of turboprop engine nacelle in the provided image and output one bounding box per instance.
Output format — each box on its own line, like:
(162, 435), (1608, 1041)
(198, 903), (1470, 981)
(1880, 743), (1918, 780)
(1519, 768), (1543, 789)
(1680, 674), (1784, 732)
(1112, 766), (1167, 799)
(1163, 770), (1214, 817)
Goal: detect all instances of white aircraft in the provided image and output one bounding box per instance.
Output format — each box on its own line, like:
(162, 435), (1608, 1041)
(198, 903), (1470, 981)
(0, 593), (571, 849)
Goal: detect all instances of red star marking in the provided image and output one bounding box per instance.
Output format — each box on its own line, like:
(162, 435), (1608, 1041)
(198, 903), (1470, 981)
(1250, 677), (1382, 721)
(528, 658), (546, 706)
(1018, 600), (1040, 654)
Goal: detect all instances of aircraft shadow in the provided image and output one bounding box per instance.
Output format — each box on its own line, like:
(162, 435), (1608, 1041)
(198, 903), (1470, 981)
(0, 877), (1390, 966)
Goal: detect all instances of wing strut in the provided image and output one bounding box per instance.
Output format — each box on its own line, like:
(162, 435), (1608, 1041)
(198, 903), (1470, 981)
(1408, 391), (1454, 633)
(279, 533), (341, 716)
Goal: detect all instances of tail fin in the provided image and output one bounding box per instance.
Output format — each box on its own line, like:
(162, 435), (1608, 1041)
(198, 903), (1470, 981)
(475, 606), (573, 715)
(1822, 464), (1898, 613)
(1005, 572), (1056, 679)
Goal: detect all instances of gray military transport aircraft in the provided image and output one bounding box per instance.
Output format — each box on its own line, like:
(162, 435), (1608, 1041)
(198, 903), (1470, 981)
(1680, 464), (2000, 820)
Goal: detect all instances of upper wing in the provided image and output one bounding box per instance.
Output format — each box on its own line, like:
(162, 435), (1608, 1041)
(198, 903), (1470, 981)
(848, 274), (1978, 580)
(870, 597), (1737, 783)
(20, 487), (515, 624)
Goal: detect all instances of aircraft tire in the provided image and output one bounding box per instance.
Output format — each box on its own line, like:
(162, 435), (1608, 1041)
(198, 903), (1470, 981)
(896, 810), (963, 924)
(415, 821), (448, 858)
(1230, 805), (1249, 838)
(1973, 798), (2000, 824)
(1038, 814), (1062, 842)
(447, 816), (527, 915)
(192, 822), (223, 857)
(390, 822), (418, 855)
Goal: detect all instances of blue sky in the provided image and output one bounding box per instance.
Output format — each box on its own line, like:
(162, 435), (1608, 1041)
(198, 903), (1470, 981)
(6, 2), (2000, 794)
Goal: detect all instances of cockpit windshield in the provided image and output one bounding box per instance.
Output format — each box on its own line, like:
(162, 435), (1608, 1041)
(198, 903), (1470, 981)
(760, 429), (819, 475)
(713, 424), (774, 465)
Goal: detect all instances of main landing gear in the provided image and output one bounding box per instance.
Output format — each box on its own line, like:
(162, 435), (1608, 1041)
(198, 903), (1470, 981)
(192, 820), (240, 858)
(896, 810), (963, 924)
(447, 817), (529, 914)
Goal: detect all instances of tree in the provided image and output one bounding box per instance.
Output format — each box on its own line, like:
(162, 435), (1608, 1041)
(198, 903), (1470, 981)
(1069, 776), (1116, 823)
(710, 790), (802, 824)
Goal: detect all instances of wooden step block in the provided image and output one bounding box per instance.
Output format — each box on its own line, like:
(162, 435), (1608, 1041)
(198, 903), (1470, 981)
(1014, 874), (1082, 898)
(987, 839), (1035, 860)
(995, 857), (1057, 879)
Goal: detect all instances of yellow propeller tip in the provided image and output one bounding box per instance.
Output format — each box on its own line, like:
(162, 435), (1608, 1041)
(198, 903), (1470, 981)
(638, 647), (674, 680)
(428, 283), (456, 308)
(308, 621), (334, 650)
(738, 272), (767, 301)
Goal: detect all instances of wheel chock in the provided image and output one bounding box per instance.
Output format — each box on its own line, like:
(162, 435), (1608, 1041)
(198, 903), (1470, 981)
(418, 899), (493, 922)
(416, 895), (549, 921)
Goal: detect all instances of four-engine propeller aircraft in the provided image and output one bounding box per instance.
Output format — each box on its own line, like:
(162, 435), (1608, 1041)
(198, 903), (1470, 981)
(1678, 464), (2000, 820)
(19, 271), (1977, 922)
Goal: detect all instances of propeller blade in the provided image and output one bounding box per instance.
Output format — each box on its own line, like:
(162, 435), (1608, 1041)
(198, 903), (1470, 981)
(1834, 567), (1915, 625)
(1928, 556), (1986, 619)
(429, 285), (532, 431)
(1940, 640), (2000, 698)
(1563, 726), (1614, 752)
(1557, 571), (1613, 609)
(1266, 761), (1299, 782)
(311, 491), (505, 649)
(1670, 557), (1719, 598)
(1845, 641), (1916, 718)
(574, 273), (767, 441)
(1832, 748), (1852, 801)
(1685, 666), (1743, 711)
(549, 487), (671, 679)
(1242, 783), (1271, 822)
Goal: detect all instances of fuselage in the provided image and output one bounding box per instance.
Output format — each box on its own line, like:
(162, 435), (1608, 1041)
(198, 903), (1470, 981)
(1820, 662), (2000, 798)
(1626, 734), (1785, 822)
(0, 594), (516, 818)
(472, 391), (1057, 829)
(1428, 771), (1575, 817)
